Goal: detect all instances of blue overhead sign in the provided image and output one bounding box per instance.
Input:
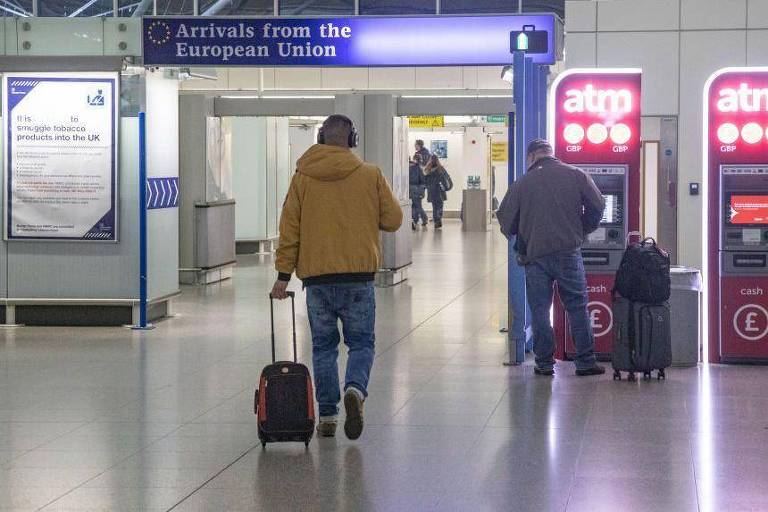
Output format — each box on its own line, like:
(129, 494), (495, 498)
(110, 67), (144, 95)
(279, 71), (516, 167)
(143, 15), (558, 67)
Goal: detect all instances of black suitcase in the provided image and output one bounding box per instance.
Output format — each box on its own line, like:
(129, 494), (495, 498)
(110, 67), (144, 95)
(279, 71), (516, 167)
(612, 297), (672, 381)
(254, 292), (315, 448)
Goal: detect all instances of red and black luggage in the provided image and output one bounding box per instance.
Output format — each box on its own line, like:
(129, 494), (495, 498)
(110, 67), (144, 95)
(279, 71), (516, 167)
(254, 292), (315, 448)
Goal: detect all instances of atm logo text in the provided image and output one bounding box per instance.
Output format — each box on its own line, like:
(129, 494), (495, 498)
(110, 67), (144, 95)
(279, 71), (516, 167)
(563, 84), (633, 114)
(717, 83), (768, 113)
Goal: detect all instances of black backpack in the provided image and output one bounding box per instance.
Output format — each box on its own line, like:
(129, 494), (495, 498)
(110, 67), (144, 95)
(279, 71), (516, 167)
(439, 169), (453, 192)
(613, 237), (671, 304)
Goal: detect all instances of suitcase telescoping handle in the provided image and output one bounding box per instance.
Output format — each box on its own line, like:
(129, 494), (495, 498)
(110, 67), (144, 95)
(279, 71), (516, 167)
(268, 291), (297, 364)
(626, 231), (643, 245)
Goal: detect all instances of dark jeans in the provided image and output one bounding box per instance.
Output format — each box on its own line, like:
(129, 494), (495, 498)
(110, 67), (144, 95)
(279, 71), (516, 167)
(306, 282), (376, 417)
(431, 200), (444, 224)
(411, 196), (428, 224)
(524, 249), (597, 371)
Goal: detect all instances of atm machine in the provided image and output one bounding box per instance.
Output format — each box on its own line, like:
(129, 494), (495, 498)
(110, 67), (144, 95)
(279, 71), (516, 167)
(560, 165), (629, 358)
(549, 69), (642, 360)
(707, 68), (768, 363)
(718, 168), (768, 362)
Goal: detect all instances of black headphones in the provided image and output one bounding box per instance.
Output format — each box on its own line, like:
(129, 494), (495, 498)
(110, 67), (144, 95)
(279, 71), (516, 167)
(317, 115), (359, 148)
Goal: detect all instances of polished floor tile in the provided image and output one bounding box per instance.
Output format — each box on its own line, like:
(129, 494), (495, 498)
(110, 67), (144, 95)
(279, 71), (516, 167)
(0, 222), (764, 511)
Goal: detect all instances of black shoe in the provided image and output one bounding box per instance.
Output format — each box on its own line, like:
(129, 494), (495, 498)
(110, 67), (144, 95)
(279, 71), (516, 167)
(411, 221), (417, 231)
(576, 365), (606, 377)
(343, 389), (365, 440)
(534, 366), (555, 376)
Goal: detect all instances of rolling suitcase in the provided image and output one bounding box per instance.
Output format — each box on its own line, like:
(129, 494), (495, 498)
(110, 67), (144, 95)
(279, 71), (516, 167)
(612, 297), (672, 381)
(254, 291), (315, 448)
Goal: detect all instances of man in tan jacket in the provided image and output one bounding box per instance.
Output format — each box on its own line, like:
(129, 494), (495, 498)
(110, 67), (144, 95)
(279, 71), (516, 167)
(271, 114), (402, 440)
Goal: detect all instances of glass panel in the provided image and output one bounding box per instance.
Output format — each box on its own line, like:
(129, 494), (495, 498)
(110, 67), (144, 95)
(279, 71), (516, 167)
(155, 0), (194, 14)
(0, 0), (31, 16)
(279, 0), (354, 15)
(118, 0), (143, 16)
(523, 0), (564, 18)
(200, 0), (274, 15)
(119, 73), (143, 118)
(442, 0), (563, 17)
(359, 0), (435, 15)
(38, 0), (112, 16)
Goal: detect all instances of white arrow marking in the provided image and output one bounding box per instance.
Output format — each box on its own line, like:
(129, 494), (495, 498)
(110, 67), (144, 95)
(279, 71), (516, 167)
(146, 182), (152, 208)
(171, 179), (178, 205)
(160, 179), (167, 206)
(153, 181), (160, 208)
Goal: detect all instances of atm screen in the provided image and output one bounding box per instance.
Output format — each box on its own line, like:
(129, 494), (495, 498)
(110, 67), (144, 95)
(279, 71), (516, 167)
(728, 195), (768, 225)
(601, 194), (622, 225)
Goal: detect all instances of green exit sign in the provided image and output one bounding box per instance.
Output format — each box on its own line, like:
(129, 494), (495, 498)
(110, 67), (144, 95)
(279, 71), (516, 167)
(486, 115), (507, 124)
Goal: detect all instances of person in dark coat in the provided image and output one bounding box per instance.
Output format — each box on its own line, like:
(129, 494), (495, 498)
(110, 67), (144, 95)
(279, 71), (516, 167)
(409, 160), (428, 230)
(424, 155), (452, 229)
(497, 138), (606, 378)
(413, 140), (431, 168)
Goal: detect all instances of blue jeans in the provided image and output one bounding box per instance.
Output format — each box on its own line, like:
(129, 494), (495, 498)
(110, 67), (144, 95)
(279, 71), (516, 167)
(524, 249), (597, 371)
(412, 196), (428, 224)
(306, 282), (376, 417)
(431, 200), (444, 224)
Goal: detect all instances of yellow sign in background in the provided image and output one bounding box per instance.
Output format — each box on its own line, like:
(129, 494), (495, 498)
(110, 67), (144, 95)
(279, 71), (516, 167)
(408, 115), (445, 128)
(491, 142), (508, 162)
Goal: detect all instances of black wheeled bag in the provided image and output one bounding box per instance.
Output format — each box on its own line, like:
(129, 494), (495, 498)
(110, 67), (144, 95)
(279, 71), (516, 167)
(612, 297), (672, 381)
(254, 292), (315, 448)
(613, 236), (671, 304)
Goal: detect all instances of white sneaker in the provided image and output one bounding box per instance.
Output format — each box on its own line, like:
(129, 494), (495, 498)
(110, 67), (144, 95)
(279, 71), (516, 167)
(316, 416), (337, 437)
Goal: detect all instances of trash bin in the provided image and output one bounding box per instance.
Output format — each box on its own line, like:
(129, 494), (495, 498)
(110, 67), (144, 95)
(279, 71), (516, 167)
(669, 266), (702, 366)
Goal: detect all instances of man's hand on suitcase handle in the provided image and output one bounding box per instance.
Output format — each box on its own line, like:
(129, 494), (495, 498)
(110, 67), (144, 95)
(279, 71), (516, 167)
(271, 280), (293, 300)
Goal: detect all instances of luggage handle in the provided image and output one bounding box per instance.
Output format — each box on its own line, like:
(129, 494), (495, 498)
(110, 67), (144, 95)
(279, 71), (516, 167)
(522, 24), (536, 31)
(626, 231), (643, 245)
(269, 291), (297, 364)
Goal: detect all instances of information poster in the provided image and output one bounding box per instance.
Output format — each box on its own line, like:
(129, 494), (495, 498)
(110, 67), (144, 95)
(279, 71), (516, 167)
(431, 140), (448, 158)
(3, 73), (118, 241)
(491, 142), (508, 162)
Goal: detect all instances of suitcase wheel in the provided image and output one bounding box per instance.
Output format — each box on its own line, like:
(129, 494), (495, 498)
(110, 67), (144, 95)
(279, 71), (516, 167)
(613, 370), (621, 381)
(261, 440), (267, 449)
(643, 372), (652, 381)
(657, 369), (666, 380)
(304, 440), (310, 448)
(627, 372), (636, 382)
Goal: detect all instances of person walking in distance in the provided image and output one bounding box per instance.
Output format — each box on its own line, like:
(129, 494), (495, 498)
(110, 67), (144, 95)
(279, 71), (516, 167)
(497, 139), (606, 377)
(409, 159), (428, 230)
(413, 139), (431, 168)
(271, 115), (403, 439)
(424, 154), (452, 229)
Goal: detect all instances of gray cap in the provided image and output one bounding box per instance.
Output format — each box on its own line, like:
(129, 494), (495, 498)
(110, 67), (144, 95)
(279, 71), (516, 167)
(526, 138), (552, 155)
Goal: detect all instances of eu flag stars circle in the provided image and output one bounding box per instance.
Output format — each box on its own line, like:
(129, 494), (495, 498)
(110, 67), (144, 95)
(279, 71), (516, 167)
(147, 21), (172, 46)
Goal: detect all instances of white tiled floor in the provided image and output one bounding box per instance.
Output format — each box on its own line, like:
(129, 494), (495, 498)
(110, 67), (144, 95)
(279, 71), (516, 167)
(0, 221), (766, 511)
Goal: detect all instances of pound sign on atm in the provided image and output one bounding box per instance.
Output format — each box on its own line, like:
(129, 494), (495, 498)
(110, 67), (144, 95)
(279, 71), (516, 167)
(587, 301), (613, 337)
(745, 312), (760, 332)
(590, 309), (603, 331)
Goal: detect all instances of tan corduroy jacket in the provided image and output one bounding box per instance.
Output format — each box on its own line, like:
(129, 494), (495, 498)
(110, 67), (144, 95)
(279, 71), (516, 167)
(275, 144), (403, 281)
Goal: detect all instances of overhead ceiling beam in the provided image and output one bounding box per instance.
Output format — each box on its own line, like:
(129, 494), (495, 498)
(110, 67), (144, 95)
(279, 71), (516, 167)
(0, 0), (29, 16)
(132, 0), (153, 16)
(69, 0), (101, 16)
(203, 0), (234, 16)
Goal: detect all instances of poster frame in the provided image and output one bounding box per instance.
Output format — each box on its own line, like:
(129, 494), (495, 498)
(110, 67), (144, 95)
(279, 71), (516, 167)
(2, 71), (120, 243)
